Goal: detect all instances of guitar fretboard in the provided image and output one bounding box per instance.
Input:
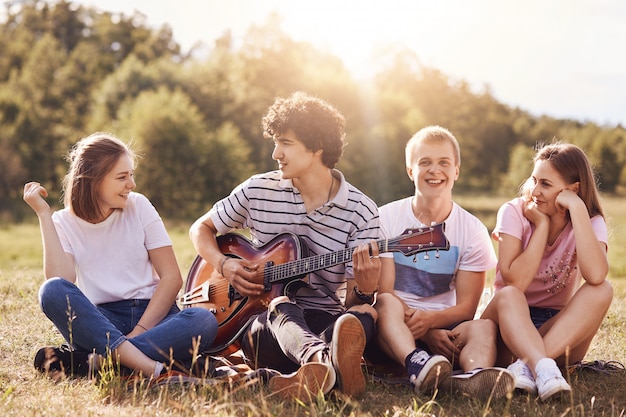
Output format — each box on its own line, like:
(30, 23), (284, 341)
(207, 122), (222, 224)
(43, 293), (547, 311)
(264, 232), (436, 283)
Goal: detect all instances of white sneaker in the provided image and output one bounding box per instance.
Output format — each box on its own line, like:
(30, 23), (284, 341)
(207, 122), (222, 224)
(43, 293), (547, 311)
(507, 359), (537, 395)
(535, 359), (571, 402)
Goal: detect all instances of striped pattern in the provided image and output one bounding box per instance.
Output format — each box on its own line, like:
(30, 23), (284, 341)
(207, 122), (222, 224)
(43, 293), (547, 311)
(210, 170), (380, 312)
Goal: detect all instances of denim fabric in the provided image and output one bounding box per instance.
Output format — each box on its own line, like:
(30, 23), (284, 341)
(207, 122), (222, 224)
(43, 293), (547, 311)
(529, 306), (561, 329)
(38, 277), (217, 362)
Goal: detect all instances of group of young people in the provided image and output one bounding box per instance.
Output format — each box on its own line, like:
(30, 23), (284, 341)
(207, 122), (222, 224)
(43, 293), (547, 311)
(25, 92), (612, 403)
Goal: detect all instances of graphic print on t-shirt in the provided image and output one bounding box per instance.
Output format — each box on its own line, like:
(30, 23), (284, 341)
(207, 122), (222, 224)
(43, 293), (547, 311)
(393, 246), (459, 297)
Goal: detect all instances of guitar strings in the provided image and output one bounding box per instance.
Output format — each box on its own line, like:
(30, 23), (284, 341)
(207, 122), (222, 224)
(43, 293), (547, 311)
(183, 229), (443, 297)
(266, 230), (440, 279)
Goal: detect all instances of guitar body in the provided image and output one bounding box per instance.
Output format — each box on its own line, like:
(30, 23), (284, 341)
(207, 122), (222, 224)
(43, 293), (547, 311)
(182, 232), (307, 355)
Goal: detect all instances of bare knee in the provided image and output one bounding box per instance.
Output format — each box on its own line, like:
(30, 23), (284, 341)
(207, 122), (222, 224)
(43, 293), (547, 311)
(596, 280), (614, 306)
(458, 318), (497, 343)
(489, 286), (528, 314)
(473, 318), (497, 338)
(374, 292), (402, 314)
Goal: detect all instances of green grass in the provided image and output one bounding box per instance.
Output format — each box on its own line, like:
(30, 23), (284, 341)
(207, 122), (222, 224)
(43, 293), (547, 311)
(1, 195), (625, 416)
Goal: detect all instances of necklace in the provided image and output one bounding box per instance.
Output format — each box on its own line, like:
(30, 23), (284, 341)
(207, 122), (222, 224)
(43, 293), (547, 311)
(327, 174), (334, 203)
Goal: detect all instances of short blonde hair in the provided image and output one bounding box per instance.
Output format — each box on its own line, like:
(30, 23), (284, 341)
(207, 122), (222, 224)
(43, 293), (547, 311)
(405, 126), (461, 167)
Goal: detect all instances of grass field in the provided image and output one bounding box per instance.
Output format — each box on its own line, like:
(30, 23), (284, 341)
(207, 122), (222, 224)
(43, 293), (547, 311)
(1, 194), (625, 416)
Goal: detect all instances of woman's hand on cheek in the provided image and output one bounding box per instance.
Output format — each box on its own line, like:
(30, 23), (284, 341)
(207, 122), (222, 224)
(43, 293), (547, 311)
(555, 189), (580, 214)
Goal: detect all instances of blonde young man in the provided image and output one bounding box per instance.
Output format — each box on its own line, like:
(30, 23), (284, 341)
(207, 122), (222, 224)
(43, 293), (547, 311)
(372, 126), (514, 399)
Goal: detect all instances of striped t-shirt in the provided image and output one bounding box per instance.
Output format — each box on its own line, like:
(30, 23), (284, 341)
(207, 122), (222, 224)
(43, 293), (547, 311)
(209, 169), (380, 313)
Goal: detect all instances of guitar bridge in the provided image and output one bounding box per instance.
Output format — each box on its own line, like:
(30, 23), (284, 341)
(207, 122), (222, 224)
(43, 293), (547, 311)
(179, 281), (216, 312)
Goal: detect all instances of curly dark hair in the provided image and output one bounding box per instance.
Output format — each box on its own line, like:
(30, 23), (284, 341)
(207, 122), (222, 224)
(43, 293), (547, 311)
(262, 92), (345, 168)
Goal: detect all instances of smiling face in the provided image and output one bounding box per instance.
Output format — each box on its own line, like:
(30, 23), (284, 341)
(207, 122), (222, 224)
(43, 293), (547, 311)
(96, 153), (136, 218)
(527, 159), (571, 217)
(407, 139), (459, 199)
(271, 129), (321, 180)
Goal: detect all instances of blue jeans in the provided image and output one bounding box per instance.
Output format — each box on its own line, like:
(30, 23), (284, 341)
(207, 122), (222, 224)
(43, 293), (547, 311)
(39, 278), (218, 363)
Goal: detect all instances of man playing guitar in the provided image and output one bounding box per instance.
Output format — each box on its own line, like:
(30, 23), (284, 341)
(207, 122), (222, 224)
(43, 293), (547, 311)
(189, 92), (381, 401)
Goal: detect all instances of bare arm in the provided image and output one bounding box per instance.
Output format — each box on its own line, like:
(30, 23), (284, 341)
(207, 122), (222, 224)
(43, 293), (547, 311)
(556, 190), (608, 284)
(189, 212), (263, 296)
(23, 182), (75, 281)
(345, 241), (381, 308)
(430, 270), (484, 327)
(497, 200), (549, 291)
(127, 246), (182, 337)
(377, 257), (396, 295)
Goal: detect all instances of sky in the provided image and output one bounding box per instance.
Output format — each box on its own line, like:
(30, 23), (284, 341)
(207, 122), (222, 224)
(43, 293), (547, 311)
(75, 0), (626, 127)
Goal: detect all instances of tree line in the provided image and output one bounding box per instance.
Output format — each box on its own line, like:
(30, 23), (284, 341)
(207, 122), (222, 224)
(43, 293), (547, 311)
(1, 0), (625, 222)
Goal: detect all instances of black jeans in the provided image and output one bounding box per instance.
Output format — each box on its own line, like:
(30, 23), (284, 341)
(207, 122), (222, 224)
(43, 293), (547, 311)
(240, 301), (375, 373)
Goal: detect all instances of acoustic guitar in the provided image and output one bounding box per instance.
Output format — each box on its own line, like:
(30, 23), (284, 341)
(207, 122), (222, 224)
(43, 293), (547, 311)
(180, 222), (449, 355)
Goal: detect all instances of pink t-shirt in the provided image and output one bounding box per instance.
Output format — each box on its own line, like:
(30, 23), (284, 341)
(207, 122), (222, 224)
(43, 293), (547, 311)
(492, 197), (607, 309)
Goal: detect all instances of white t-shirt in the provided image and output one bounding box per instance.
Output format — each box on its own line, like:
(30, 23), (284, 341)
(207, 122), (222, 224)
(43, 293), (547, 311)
(379, 197), (497, 311)
(52, 192), (172, 305)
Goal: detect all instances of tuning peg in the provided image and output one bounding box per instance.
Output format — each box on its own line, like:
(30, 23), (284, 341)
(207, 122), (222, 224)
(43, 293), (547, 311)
(424, 252), (430, 260)
(412, 254), (418, 263)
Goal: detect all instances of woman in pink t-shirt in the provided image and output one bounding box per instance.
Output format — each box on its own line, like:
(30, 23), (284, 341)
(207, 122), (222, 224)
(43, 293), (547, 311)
(481, 142), (612, 402)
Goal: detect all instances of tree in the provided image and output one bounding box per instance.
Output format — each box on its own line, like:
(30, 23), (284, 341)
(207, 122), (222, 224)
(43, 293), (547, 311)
(87, 55), (181, 131)
(501, 143), (535, 195)
(114, 86), (254, 218)
(115, 86), (208, 218)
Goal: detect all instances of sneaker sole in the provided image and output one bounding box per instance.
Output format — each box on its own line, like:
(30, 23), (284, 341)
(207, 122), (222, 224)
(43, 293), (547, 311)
(514, 379), (538, 395)
(539, 384), (571, 402)
(450, 368), (515, 400)
(331, 314), (366, 397)
(268, 362), (335, 402)
(415, 355), (452, 395)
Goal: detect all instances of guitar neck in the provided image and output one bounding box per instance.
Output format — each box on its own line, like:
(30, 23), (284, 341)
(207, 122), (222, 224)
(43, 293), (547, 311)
(265, 240), (387, 284)
(264, 223), (447, 285)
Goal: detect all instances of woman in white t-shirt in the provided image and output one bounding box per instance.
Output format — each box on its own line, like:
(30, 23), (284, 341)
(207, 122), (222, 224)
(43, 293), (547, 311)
(23, 132), (217, 381)
(481, 142), (612, 401)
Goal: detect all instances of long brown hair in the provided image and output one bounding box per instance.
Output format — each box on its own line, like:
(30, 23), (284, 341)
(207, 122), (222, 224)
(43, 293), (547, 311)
(62, 133), (135, 223)
(522, 142), (604, 218)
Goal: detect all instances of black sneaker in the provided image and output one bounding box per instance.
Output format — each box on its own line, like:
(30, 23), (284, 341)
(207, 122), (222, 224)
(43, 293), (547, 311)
(406, 350), (452, 395)
(34, 345), (91, 381)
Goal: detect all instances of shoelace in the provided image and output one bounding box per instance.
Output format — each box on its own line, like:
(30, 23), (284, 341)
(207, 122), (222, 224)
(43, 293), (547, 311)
(567, 360), (626, 376)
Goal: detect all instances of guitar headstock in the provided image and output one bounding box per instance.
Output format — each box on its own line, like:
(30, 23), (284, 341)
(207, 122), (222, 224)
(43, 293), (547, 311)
(388, 222), (450, 256)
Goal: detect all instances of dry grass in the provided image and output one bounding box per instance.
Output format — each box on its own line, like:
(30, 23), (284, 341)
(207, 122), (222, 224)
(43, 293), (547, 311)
(1, 195), (626, 416)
